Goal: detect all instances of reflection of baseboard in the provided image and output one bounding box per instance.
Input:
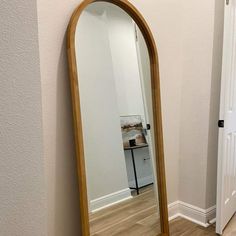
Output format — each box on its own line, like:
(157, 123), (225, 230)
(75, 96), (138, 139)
(128, 175), (154, 188)
(90, 188), (132, 213)
(168, 201), (216, 227)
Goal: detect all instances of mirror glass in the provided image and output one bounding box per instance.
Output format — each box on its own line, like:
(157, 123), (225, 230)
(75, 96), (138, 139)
(75, 2), (160, 235)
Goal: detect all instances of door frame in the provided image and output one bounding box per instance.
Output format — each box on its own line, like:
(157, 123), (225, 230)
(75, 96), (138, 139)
(216, 0), (236, 234)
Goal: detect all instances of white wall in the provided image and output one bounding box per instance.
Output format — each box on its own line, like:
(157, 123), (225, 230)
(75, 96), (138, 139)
(75, 6), (130, 203)
(0, 0), (46, 235)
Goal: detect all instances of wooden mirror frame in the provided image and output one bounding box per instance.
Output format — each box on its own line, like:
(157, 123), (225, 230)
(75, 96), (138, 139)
(67, 0), (169, 235)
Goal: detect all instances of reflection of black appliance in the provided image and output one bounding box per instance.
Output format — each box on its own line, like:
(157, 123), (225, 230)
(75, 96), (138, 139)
(129, 139), (136, 147)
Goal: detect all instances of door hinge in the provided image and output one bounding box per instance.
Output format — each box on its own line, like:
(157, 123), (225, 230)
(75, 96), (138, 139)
(218, 120), (224, 128)
(226, 0), (229, 5)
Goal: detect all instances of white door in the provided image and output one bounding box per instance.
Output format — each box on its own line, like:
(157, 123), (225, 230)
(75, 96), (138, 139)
(216, 0), (236, 234)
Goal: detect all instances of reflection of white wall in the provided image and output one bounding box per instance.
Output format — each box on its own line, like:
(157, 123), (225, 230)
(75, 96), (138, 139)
(105, 6), (154, 187)
(75, 3), (156, 208)
(75, 6), (131, 210)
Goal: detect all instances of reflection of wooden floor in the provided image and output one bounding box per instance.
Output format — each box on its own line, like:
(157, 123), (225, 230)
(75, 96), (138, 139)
(89, 187), (160, 236)
(89, 186), (236, 235)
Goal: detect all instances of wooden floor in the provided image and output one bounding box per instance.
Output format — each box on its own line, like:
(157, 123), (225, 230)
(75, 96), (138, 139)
(89, 187), (235, 235)
(223, 215), (236, 236)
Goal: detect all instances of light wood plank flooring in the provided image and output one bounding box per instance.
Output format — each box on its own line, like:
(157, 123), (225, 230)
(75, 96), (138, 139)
(90, 187), (160, 236)
(89, 187), (235, 235)
(223, 215), (236, 236)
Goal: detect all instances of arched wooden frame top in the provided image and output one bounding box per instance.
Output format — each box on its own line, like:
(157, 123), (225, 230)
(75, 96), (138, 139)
(67, 0), (169, 235)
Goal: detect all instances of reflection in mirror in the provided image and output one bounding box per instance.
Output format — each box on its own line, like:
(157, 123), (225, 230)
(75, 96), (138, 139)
(75, 2), (160, 235)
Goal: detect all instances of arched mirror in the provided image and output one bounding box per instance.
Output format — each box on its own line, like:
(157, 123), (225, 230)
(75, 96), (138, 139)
(67, 1), (169, 235)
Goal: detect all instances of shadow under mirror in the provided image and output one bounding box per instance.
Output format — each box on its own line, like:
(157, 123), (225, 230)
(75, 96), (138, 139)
(75, 2), (160, 235)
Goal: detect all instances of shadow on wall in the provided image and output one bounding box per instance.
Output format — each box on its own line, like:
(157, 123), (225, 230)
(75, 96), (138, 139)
(55, 33), (82, 236)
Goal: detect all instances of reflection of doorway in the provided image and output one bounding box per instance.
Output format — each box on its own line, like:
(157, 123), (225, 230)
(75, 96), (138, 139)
(106, 8), (156, 200)
(135, 24), (157, 194)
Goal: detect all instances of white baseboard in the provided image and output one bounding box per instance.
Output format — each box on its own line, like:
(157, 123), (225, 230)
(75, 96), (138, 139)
(168, 201), (180, 221)
(128, 175), (154, 188)
(90, 189), (216, 228)
(90, 188), (132, 213)
(168, 201), (216, 227)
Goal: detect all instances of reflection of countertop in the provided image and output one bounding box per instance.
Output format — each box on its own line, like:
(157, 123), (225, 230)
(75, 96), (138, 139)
(124, 144), (148, 150)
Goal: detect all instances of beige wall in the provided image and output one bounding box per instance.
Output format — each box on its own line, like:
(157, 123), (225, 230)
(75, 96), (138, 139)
(179, 0), (216, 209)
(0, 0), (224, 235)
(179, 0), (224, 209)
(37, 0), (82, 235)
(36, 0), (223, 235)
(133, 0), (223, 210)
(130, 0), (182, 204)
(0, 0), (46, 235)
(37, 2), (183, 235)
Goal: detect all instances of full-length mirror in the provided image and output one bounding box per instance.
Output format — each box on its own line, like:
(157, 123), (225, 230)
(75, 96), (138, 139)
(67, 1), (169, 235)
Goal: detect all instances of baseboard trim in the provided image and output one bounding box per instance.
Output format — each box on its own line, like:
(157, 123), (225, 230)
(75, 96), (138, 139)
(168, 201), (216, 227)
(91, 192), (216, 227)
(90, 188), (132, 213)
(168, 201), (179, 221)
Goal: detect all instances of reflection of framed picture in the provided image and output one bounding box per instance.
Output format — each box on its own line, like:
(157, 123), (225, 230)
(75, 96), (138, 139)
(120, 115), (147, 148)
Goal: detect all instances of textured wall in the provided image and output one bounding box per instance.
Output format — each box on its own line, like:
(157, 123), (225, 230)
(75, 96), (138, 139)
(0, 0), (46, 235)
